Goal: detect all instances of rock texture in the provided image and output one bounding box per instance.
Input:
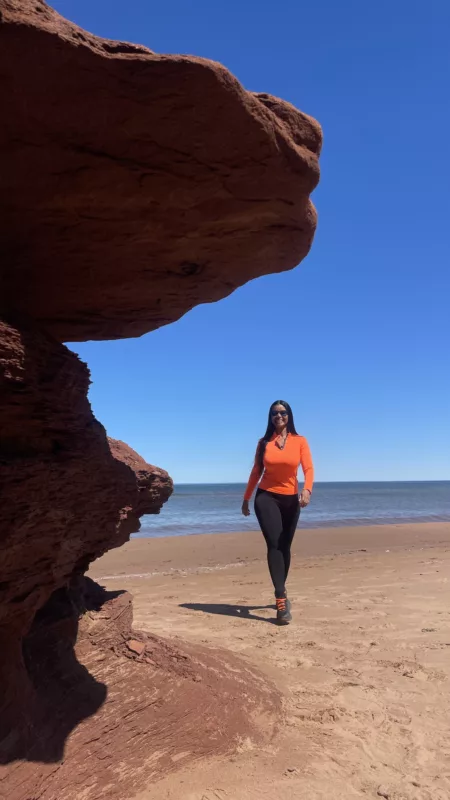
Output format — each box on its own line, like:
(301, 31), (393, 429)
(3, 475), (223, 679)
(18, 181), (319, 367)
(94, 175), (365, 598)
(0, 319), (172, 753)
(2, 578), (280, 799)
(108, 437), (170, 521)
(0, 0), (321, 341)
(0, 0), (321, 794)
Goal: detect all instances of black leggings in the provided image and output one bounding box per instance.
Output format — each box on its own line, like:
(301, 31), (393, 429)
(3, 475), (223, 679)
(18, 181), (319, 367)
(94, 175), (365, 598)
(254, 489), (300, 598)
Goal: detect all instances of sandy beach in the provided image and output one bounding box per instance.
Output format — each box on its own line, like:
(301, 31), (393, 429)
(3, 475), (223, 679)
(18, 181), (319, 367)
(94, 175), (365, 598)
(87, 522), (450, 800)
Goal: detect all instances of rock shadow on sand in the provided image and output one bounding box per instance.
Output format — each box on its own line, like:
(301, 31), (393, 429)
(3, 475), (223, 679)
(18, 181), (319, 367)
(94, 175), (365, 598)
(180, 602), (278, 624)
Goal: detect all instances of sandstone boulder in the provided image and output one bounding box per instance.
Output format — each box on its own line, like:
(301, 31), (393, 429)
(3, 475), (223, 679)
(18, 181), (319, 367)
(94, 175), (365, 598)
(0, 0), (321, 341)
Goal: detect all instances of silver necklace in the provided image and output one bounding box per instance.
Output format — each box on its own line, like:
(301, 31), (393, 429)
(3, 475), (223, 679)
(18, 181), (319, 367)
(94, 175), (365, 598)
(276, 432), (288, 450)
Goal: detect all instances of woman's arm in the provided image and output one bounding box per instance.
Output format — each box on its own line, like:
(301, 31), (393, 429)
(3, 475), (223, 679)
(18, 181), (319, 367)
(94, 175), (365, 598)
(242, 446), (263, 516)
(243, 444), (263, 501)
(299, 437), (314, 503)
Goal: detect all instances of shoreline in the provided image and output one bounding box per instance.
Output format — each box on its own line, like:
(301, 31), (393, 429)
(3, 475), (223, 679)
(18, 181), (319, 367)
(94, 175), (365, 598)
(138, 514), (450, 538)
(89, 520), (450, 799)
(90, 521), (450, 580)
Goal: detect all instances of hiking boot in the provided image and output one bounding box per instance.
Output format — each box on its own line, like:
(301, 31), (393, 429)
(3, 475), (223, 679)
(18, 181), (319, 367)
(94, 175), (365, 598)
(276, 596), (292, 625)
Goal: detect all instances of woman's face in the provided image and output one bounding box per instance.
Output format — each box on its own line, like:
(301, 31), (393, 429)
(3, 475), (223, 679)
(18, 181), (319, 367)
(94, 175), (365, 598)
(271, 404), (288, 432)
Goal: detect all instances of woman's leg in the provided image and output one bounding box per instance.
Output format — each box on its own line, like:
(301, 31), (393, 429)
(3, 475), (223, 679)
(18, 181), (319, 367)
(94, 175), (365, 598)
(254, 490), (286, 598)
(279, 496), (301, 585)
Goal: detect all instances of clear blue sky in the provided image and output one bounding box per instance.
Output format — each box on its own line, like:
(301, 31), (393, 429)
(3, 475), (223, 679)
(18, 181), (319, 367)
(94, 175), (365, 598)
(56, 0), (450, 484)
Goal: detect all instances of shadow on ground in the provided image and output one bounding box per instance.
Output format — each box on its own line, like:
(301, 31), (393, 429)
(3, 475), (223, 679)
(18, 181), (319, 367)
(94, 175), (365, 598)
(0, 580), (122, 764)
(180, 602), (277, 624)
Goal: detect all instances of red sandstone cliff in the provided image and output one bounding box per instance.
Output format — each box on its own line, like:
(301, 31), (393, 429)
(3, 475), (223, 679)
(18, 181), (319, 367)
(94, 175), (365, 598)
(0, 0), (321, 795)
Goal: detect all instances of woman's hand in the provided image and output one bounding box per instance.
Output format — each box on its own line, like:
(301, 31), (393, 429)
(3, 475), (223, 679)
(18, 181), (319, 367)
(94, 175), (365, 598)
(241, 499), (251, 517)
(299, 489), (311, 508)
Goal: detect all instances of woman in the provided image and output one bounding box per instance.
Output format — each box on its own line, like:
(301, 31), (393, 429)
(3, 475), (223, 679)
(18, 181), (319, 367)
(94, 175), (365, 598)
(241, 400), (314, 625)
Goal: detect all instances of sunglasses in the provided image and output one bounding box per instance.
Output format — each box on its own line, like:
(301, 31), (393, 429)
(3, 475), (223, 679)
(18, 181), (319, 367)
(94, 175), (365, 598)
(271, 410), (288, 418)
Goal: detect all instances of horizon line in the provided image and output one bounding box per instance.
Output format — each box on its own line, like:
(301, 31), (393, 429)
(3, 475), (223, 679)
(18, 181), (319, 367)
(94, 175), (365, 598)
(173, 479), (450, 486)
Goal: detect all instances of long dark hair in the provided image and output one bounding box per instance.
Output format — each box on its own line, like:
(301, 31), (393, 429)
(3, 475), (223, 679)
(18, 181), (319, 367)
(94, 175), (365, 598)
(257, 400), (299, 471)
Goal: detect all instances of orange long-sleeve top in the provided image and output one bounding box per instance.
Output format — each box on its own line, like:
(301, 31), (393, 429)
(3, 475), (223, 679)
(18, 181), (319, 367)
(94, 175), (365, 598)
(244, 433), (314, 501)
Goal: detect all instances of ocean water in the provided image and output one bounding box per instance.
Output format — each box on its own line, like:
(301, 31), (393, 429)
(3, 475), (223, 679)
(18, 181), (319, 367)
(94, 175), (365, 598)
(136, 481), (450, 539)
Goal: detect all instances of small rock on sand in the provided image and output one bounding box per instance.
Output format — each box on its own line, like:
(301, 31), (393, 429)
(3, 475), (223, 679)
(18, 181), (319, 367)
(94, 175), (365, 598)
(127, 639), (146, 656)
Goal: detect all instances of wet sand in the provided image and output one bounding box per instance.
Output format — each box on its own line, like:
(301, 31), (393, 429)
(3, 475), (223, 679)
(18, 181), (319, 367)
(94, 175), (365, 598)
(90, 522), (450, 799)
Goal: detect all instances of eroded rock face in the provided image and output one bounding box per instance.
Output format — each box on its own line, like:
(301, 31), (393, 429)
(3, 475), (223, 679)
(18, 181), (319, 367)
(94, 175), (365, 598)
(108, 437), (171, 521)
(0, 319), (172, 749)
(0, 0), (321, 790)
(0, 321), (171, 632)
(0, 0), (321, 341)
